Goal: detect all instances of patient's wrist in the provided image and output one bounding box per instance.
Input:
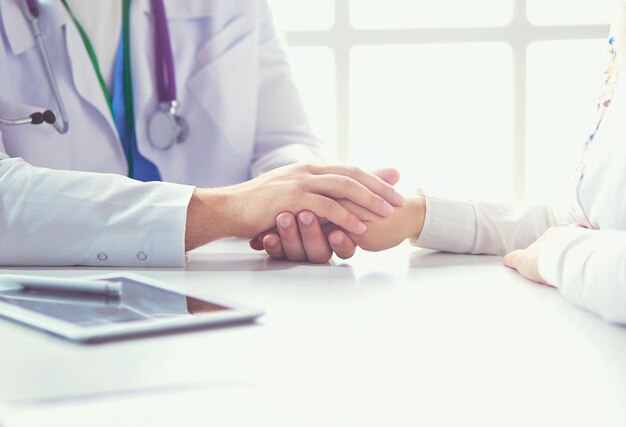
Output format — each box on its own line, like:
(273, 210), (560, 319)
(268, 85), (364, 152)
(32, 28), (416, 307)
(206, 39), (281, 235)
(405, 190), (426, 242)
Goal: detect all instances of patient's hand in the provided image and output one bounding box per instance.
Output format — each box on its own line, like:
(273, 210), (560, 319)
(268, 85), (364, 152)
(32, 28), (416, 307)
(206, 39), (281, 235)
(338, 192), (426, 252)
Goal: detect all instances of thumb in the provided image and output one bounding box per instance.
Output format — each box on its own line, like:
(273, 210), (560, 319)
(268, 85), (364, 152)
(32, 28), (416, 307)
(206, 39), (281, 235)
(372, 168), (400, 186)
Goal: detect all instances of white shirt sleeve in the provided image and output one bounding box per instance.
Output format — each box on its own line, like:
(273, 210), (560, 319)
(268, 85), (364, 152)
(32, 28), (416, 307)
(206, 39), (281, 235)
(538, 227), (626, 324)
(0, 154), (195, 267)
(249, 0), (324, 177)
(414, 192), (626, 324)
(414, 192), (575, 255)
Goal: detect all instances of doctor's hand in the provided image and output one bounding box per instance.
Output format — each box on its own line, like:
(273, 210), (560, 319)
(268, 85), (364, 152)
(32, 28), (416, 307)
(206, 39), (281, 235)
(185, 163), (405, 250)
(249, 169), (402, 263)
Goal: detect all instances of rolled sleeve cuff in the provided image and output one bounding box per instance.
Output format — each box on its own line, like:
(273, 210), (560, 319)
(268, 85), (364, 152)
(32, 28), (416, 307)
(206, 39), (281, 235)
(85, 183), (195, 268)
(412, 192), (477, 254)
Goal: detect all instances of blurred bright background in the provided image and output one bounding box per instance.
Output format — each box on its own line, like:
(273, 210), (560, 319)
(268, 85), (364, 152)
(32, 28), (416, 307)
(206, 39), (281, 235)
(267, 0), (614, 206)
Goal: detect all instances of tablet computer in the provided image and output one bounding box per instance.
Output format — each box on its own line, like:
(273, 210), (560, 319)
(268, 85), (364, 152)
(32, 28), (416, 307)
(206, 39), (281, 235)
(0, 273), (263, 343)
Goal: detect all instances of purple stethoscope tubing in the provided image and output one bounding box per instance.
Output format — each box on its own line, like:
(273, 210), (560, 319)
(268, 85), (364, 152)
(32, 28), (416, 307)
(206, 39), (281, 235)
(25, 0), (38, 17)
(151, 0), (177, 104)
(146, 0), (189, 149)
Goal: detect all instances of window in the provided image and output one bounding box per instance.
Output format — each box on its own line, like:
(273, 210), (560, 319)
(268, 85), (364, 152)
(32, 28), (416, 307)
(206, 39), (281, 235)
(527, 0), (614, 26)
(350, 43), (514, 198)
(350, 0), (514, 29)
(268, 0), (612, 204)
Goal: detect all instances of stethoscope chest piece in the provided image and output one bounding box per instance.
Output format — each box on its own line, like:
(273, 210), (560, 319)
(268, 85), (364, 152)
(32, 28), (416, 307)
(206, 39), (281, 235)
(148, 101), (189, 150)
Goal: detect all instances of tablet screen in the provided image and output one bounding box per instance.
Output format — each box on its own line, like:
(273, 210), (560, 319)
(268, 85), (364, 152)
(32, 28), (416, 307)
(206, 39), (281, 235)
(0, 276), (229, 327)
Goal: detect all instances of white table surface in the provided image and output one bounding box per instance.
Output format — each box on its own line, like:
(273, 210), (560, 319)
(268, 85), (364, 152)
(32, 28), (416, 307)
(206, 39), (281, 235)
(1, 239), (625, 427)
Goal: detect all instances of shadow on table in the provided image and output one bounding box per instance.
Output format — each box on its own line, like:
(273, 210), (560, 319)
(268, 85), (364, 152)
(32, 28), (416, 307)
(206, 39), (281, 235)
(0, 255), (303, 274)
(409, 250), (501, 269)
(184, 253), (343, 272)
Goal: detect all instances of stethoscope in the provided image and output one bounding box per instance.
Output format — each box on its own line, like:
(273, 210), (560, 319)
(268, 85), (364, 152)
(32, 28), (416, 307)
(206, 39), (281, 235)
(147, 0), (189, 149)
(0, 0), (188, 150)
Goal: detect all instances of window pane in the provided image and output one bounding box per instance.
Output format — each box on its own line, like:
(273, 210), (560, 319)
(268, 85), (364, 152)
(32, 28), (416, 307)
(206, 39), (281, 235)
(286, 47), (337, 160)
(527, 0), (615, 26)
(267, 0), (335, 31)
(350, 0), (514, 29)
(350, 43), (514, 199)
(526, 39), (607, 206)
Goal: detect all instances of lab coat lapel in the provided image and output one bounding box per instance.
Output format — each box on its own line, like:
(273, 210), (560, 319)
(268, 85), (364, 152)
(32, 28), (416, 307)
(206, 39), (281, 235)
(63, 16), (120, 141)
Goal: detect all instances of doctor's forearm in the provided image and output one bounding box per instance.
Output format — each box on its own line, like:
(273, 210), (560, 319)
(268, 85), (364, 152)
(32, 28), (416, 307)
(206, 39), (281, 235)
(185, 188), (232, 251)
(0, 157), (193, 266)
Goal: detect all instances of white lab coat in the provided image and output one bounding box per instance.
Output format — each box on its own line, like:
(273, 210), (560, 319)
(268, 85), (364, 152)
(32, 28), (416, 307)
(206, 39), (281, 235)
(0, 0), (322, 266)
(415, 8), (626, 324)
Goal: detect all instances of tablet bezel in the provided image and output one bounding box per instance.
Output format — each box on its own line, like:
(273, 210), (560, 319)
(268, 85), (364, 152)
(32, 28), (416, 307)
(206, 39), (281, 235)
(0, 272), (264, 343)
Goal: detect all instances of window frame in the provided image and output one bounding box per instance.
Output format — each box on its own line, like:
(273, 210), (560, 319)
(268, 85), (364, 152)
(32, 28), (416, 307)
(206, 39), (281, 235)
(282, 0), (609, 199)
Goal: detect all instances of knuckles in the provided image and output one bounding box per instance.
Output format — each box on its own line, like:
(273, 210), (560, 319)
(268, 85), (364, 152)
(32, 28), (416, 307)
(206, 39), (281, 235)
(337, 176), (355, 191)
(292, 162), (315, 175)
(320, 197), (339, 214)
(347, 166), (363, 177)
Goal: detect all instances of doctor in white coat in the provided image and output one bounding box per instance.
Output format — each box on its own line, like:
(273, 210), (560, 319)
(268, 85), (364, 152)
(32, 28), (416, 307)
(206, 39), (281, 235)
(0, 0), (405, 266)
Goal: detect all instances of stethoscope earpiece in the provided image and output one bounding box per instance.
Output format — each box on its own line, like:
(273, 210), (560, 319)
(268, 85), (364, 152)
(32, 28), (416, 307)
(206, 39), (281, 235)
(28, 111), (55, 125)
(29, 112), (45, 125)
(43, 110), (56, 124)
(19, 0), (69, 134)
(0, 110), (56, 127)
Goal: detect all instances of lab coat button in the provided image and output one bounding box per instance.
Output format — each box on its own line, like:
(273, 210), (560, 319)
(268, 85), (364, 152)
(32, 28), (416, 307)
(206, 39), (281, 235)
(136, 251), (148, 261)
(97, 252), (108, 261)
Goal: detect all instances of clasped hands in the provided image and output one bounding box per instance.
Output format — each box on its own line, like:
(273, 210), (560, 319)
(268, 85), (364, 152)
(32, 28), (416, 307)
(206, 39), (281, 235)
(185, 163), (422, 255)
(244, 164), (426, 263)
(186, 162), (566, 287)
